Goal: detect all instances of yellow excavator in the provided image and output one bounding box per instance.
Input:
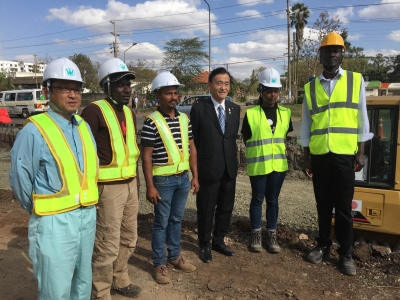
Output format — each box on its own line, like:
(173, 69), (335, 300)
(334, 96), (400, 247)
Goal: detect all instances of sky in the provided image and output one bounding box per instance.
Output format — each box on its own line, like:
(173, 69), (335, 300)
(0, 0), (399, 79)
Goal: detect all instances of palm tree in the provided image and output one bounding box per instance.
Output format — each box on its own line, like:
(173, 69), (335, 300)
(290, 3), (310, 103)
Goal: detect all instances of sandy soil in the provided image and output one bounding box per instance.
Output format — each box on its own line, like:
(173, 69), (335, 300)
(1, 147), (400, 300)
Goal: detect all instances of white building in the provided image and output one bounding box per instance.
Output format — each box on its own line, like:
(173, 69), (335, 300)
(0, 60), (46, 76)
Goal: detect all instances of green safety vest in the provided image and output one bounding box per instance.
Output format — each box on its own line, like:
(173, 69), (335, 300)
(147, 111), (190, 176)
(26, 113), (98, 216)
(246, 105), (290, 176)
(93, 100), (140, 182)
(304, 70), (361, 155)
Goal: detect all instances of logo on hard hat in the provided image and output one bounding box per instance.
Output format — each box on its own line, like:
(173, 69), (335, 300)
(272, 78), (277, 83)
(65, 68), (76, 77)
(119, 64), (127, 70)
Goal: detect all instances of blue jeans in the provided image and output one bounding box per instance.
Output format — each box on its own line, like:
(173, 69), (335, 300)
(152, 172), (190, 267)
(249, 172), (286, 231)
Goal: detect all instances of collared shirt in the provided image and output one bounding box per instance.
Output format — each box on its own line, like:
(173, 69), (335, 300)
(211, 96), (226, 118)
(9, 109), (96, 213)
(141, 107), (193, 166)
(300, 67), (374, 147)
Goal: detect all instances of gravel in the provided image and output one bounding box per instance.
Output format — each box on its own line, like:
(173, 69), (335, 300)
(0, 148), (319, 235)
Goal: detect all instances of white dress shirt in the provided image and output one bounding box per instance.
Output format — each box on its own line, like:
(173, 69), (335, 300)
(300, 67), (374, 147)
(211, 96), (226, 117)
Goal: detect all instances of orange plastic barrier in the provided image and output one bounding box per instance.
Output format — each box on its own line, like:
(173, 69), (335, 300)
(0, 108), (11, 124)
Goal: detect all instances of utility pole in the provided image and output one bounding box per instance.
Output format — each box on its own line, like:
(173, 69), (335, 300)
(293, 32), (297, 103)
(34, 54), (38, 89)
(286, 0), (291, 102)
(110, 21), (119, 58)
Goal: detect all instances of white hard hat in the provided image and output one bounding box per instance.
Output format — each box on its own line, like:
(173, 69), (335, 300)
(42, 57), (83, 84)
(151, 71), (184, 93)
(258, 67), (282, 88)
(98, 58), (135, 87)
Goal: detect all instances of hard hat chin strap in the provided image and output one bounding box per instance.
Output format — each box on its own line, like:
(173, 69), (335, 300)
(103, 77), (120, 106)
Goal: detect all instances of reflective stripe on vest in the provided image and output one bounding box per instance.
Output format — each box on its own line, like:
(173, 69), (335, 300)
(27, 113), (98, 216)
(304, 70), (361, 155)
(147, 111), (190, 176)
(245, 105), (290, 176)
(93, 100), (140, 182)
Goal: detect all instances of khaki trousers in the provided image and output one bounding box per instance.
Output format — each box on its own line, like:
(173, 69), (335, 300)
(91, 178), (138, 300)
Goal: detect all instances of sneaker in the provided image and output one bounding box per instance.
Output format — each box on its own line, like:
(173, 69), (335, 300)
(168, 255), (196, 273)
(306, 245), (330, 264)
(266, 231), (281, 253)
(339, 254), (356, 276)
(154, 265), (171, 284)
(250, 230), (262, 252)
(111, 284), (141, 298)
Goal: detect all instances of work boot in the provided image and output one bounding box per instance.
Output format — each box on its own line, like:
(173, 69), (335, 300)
(168, 255), (196, 273)
(111, 284), (141, 298)
(306, 245), (330, 264)
(250, 230), (262, 252)
(339, 254), (356, 276)
(266, 231), (281, 253)
(154, 265), (171, 284)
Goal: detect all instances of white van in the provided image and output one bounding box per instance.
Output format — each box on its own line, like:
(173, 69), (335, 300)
(0, 89), (49, 118)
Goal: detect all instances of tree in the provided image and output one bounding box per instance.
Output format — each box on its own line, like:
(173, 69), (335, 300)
(0, 73), (14, 91)
(290, 3), (310, 103)
(388, 55), (400, 82)
(69, 54), (100, 92)
(127, 59), (157, 95)
(364, 54), (391, 82)
(162, 37), (209, 91)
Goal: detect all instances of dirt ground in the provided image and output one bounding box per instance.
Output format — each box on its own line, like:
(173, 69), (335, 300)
(1, 149), (400, 299)
(1, 190), (400, 300)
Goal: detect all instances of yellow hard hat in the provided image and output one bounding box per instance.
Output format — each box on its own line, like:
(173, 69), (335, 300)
(318, 32), (346, 51)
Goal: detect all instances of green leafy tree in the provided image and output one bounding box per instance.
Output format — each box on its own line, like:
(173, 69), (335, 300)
(162, 37), (209, 92)
(388, 55), (400, 82)
(69, 54), (100, 92)
(127, 59), (157, 95)
(0, 73), (14, 91)
(364, 54), (391, 82)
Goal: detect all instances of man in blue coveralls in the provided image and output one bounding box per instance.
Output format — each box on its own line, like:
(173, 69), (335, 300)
(9, 57), (99, 300)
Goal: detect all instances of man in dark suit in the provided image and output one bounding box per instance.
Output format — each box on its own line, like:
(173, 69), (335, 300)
(190, 67), (240, 263)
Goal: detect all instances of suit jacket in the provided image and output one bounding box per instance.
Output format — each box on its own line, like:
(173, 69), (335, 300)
(190, 98), (240, 181)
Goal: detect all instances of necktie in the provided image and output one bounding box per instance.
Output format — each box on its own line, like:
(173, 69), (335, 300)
(218, 105), (226, 134)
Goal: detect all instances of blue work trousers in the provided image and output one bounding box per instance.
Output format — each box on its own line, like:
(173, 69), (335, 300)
(152, 172), (190, 267)
(249, 172), (286, 231)
(28, 205), (96, 300)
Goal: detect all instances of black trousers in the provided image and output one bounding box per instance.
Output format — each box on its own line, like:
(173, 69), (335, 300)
(196, 168), (236, 247)
(311, 152), (355, 255)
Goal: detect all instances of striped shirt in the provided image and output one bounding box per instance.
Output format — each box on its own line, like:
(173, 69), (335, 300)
(141, 108), (193, 166)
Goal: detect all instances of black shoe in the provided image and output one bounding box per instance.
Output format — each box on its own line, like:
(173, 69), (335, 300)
(111, 284), (141, 298)
(339, 254), (356, 276)
(200, 247), (212, 263)
(306, 245), (330, 264)
(212, 243), (235, 256)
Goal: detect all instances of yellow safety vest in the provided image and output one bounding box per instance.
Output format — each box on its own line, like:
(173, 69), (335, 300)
(147, 111), (190, 176)
(93, 100), (140, 182)
(26, 113), (98, 216)
(245, 105), (290, 176)
(305, 70), (361, 155)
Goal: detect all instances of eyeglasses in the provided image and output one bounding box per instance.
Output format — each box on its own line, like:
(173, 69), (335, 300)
(52, 86), (83, 94)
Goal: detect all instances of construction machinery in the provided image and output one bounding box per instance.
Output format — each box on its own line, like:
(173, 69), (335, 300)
(335, 96), (400, 247)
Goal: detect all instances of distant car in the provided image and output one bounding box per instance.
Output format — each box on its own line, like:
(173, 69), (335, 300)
(226, 96), (234, 102)
(245, 99), (258, 106)
(279, 97), (288, 104)
(176, 95), (210, 115)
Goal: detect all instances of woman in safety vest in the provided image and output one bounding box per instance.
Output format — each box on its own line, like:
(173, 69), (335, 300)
(241, 67), (293, 253)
